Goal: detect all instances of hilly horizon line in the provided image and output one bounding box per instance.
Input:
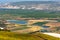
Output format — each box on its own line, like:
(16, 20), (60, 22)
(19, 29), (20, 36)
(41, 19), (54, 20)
(9, 1), (60, 3)
(6, 1), (59, 5)
(0, 1), (59, 4)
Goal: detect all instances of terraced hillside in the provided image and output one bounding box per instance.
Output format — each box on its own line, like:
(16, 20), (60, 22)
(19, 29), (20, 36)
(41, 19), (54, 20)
(0, 31), (60, 40)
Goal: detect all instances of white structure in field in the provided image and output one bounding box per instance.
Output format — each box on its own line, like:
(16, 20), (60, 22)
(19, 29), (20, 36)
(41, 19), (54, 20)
(43, 33), (60, 38)
(0, 27), (4, 30)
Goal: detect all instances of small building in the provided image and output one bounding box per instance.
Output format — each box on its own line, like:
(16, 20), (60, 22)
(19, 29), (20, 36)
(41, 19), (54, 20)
(0, 27), (4, 30)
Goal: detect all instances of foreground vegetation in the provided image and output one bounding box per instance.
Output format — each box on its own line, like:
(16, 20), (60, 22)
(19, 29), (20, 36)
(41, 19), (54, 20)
(0, 31), (60, 40)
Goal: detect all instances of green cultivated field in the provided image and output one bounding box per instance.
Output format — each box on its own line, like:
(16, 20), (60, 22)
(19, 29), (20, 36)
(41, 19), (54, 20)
(0, 9), (60, 19)
(0, 31), (60, 40)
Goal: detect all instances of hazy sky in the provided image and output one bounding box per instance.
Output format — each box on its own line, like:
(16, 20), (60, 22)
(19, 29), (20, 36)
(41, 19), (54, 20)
(0, 0), (59, 3)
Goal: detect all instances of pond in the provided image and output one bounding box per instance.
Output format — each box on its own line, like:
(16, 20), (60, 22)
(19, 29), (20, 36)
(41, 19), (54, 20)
(42, 26), (50, 28)
(7, 20), (27, 24)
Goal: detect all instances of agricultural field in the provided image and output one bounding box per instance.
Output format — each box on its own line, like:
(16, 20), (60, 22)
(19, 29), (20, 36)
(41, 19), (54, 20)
(0, 9), (60, 20)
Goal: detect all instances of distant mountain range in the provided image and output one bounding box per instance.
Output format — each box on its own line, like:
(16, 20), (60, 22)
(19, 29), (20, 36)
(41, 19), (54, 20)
(0, 1), (60, 11)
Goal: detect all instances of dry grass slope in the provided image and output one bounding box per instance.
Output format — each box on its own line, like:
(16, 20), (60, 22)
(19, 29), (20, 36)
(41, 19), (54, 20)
(0, 31), (60, 40)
